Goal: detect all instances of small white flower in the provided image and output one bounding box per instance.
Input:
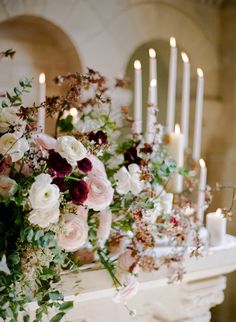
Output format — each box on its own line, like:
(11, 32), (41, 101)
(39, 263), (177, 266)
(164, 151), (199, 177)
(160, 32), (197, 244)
(29, 173), (60, 210)
(28, 205), (60, 228)
(0, 132), (29, 162)
(56, 136), (87, 166)
(0, 175), (17, 198)
(114, 163), (144, 195)
(0, 254), (10, 275)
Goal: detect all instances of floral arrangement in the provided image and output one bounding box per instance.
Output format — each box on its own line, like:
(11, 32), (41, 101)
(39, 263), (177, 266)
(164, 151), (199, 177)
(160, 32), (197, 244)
(0, 56), (210, 321)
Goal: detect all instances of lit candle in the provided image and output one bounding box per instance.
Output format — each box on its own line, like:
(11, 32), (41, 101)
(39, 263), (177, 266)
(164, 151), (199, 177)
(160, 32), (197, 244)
(149, 48), (157, 107)
(133, 60), (142, 134)
(197, 158), (207, 223)
(181, 52), (190, 149)
(37, 73), (46, 133)
(192, 68), (204, 161)
(206, 209), (227, 246)
(146, 79), (157, 144)
(166, 37), (177, 133)
(167, 124), (184, 193)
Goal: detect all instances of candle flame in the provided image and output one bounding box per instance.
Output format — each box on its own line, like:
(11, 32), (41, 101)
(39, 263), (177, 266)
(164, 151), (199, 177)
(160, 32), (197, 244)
(216, 208), (222, 216)
(39, 73), (45, 84)
(70, 107), (78, 117)
(150, 79), (157, 87)
(170, 37), (176, 48)
(134, 60), (141, 70)
(199, 158), (205, 168)
(174, 123), (180, 134)
(197, 68), (204, 78)
(181, 52), (189, 63)
(149, 48), (156, 58)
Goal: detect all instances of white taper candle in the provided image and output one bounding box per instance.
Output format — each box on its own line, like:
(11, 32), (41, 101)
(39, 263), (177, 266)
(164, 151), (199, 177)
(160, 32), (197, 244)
(166, 37), (177, 133)
(149, 48), (157, 107)
(193, 68), (204, 161)
(133, 60), (142, 134)
(197, 158), (207, 223)
(146, 79), (157, 144)
(167, 124), (184, 193)
(37, 73), (46, 133)
(181, 52), (190, 149)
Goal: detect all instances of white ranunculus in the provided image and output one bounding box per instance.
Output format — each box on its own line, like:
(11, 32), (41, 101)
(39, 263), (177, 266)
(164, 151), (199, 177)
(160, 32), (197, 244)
(114, 163), (144, 195)
(29, 173), (60, 210)
(28, 206), (60, 228)
(0, 106), (26, 133)
(0, 175), (17, 198)
(0, 132), (29, 162)
(55, 136), (87, 166)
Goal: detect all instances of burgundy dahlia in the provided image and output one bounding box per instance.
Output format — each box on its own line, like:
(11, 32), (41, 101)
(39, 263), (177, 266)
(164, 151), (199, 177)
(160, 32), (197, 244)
(88, 130), (108, 145)
(77, 157), (93, 173)
(52, 177), (67, 192)
(69, 180), (89, 205)
(47, 150), (72, 178)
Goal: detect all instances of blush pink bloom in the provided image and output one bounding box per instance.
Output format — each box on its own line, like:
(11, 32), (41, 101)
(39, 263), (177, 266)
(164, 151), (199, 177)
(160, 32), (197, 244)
(34, 133), (56, 150)
(57, 213), (88, 252)
(85, 176), (113, 211)
(113, 275), (139, 304)
(76, 205), (88, 222)
(97, 208), (112, 241)
(118, 249), (136, 272)
(88, 155), (107, 178)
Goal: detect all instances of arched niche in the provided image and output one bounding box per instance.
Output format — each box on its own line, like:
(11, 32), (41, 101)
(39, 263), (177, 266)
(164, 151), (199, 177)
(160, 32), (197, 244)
(0, 15), (81, 135)
(125, 39), (199, 138)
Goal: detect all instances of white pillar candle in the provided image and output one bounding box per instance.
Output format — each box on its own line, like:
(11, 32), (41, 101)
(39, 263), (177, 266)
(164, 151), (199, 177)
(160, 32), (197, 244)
(166, 37), (177, 133)
(206, 209), (227, 246)
(197, 158), (207, 223)
(181, 52), (190, 149)
(192, 68), (204, 161)
(149, 48), (157, 107)
(37, 73), (46, 133)
(167, 124), (184, 193)
(133, 60), (142, 135)
(146, 79), (157, 144)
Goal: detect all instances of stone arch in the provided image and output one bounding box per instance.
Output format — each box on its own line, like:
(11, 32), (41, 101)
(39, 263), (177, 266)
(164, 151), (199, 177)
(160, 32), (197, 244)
(0, 1), (218, 97)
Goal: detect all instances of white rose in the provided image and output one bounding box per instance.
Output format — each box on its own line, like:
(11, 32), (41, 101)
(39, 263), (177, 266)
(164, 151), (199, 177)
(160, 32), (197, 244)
(0, 106), (26, 133)
(29, 173), (60, 210)
(0, 175), (17, 198)
(56, 136), (87, 166)
(0, 132), (29, 162)
(114, 163), (144, 195)
(28, 206), (60, 228)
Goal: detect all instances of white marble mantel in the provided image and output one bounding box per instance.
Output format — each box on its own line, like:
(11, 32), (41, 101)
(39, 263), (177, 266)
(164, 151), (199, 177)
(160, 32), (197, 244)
(26, 235), (236, 322)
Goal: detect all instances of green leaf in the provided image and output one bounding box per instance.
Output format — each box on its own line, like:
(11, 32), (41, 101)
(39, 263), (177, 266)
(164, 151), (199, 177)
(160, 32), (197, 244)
(23, 314), (30, 322)
(59, 301), (73, 312)
(49, 312), (65, 322)
(58, 115), (73, 133)
(14, 87), (21, 96)
(49, 291), (63, 301)
(1, 100), (8, 108)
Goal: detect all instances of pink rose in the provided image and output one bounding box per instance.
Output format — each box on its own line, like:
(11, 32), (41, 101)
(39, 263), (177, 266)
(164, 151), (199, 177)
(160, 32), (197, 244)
(57, 213), (88, 252)
(85, 176), (113, 211)
(76, 206), (88, 222)
(118, 249), (136, 272)
(97, 208), (112, 241)
(34, 133), (56, 150)
(88, 155), (107, 178)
